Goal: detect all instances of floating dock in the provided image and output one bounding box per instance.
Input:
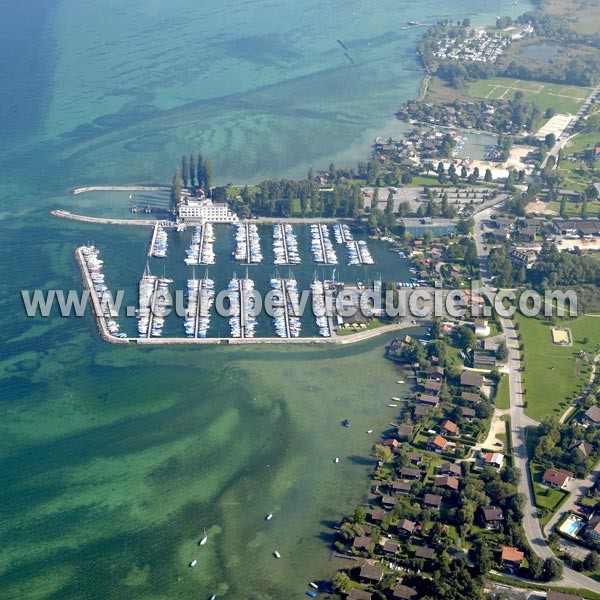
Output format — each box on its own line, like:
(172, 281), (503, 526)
(310, 224), (338, 265)
(185, 223), (216, 265)
(227, 275), (258, 338)
(270, 276), (301, 338)
(334, 224), (374, 265)
(234, 223), (263, 264)
(273, 223), (301, 266)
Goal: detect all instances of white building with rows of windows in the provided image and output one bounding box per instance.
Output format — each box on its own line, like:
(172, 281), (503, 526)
(178, 198), (239, 224)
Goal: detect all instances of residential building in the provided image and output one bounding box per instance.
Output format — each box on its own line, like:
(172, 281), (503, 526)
(381, 495), (398, 510)
(434, 475), (459, 490)
(439, 462), (461, 477)
(461, 371), (484, 389)
(584, 405), (600, 426)
(501, 546), (524, 571)
(423, 493), (442, 510)
(415, 545), (436, 561)
(461, 391), (481, 403)
(428, 435), (448, 453)
(425, 366), (444, 381)
(542, 468), (573, 489)
(382, 539), (400, 556)
(569, 440), (593, 457)
(473, 351), (496, 370)
(348, 589), (373, 600)
(484, 452), (504, 469)
(414, 405), (430, 419)
(393, 584), (418, 600)
(474, 319), (491, 337)
(461, 407), (476, 421)
(481, 506), (504, 529)
(359, 564), (384, 584)
(424, 380), (442, 394)
(398, 518), (416, 536)
(397, 424), (414, 440)
(407, 451), (423, 465)
(441, 420), (459, 436)
(391, 480), (412, 495)
(353, 535), (372, 551)
(419, 394), (440, 408)
(400, 467), (421, 480)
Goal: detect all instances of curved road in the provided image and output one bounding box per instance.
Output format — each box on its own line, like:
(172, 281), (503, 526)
(473, 207), (600, 593)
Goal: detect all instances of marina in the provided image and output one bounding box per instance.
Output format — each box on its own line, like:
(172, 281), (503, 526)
(269, 275), (302, 338)
(310, 224), (338, 265)
(148, 222), (169, 258)
(136, 266), (172, 337)
(184, 223), (216, 265)
(272, 223), (301, 265)
(184, 274), (216, 338)
(233, 223), (263, 264)
(227, 274), (258, 338)
(333, 224), (374, 265)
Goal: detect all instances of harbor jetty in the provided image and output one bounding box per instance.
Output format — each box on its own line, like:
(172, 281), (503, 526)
(52, 210), (176, 227)
(72, 185), (170, 195)
(75, 246), (129, 344)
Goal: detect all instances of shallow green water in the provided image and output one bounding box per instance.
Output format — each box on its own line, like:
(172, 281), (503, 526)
(0, 0), (531, 598)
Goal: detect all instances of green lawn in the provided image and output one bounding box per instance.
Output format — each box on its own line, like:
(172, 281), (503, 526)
(494, 374), (510, 410)
(547, 194), (600, 216)
(564, 132), (600, 157)
(516, 315), (600, 422)
(468, 77), (591, 115)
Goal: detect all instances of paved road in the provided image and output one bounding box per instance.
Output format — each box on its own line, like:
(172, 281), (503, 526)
(472, 208), (600, 593)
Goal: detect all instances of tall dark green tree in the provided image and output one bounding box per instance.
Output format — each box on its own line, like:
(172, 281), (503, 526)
(171, 168), (182, 210)
(189, 154), (196, 187)
(182, 155), (189, 188)
(196, 154), (204, 190)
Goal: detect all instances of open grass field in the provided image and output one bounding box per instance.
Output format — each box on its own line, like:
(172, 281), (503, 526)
(494, 375), (510, 410)
(468, 77), (591, 115)
(564, 132), (600, 157)
(515, 315), (600, 422)
(547, 198), (600, 216)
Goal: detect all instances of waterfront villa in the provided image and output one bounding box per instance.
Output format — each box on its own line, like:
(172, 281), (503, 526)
(359, 564), (384, 584)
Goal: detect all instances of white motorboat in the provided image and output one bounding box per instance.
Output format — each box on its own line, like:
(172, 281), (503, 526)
(199, 528), (208, 546)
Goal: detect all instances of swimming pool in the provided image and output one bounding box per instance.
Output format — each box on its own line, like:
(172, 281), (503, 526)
(560, 515), (584, 537)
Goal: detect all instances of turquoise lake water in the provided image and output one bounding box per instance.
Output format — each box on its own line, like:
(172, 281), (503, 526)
(0, 0), (531, 598)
